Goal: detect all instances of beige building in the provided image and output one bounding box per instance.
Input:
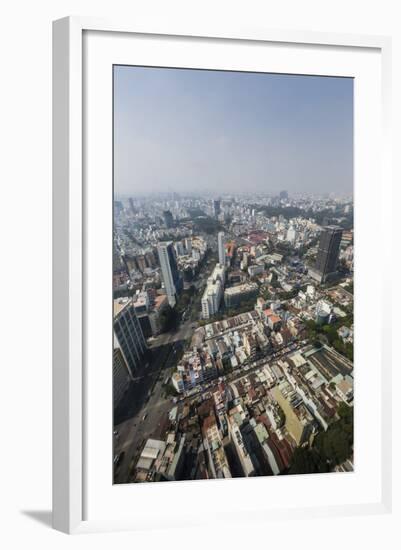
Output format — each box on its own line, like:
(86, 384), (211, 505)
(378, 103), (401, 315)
(272, 382), (314, 445)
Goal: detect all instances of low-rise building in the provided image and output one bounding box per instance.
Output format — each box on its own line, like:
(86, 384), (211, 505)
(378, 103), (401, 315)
(203, 414), (232, 479)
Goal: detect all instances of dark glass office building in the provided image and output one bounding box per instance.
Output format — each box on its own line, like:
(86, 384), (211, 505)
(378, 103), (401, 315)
(315, 225), (343, 283)
(163, 210), (174, 229)
(114, 300), (147, 375)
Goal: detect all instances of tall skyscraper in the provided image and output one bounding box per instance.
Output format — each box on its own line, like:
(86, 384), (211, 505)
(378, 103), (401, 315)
(114, 299), (147, 375)
(157, 241), (182, 307)
(286, 224), (296, 243)
(201, 263), (225, 319)
(113, 346), (132, 408)
(314, 225), (343, 283)
(184, 237), (192, 255)
(128, 197), (136, 214)
(218, 231), (226, 266)
(213, 199), (221, 219)
(163, 210), (174, 229)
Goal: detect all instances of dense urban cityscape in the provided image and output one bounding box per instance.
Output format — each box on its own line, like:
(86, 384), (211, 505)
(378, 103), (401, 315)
(113, 191), (354, 483)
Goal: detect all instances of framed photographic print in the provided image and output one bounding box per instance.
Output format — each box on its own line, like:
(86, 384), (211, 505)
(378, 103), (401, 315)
(52, 17), (392, 534)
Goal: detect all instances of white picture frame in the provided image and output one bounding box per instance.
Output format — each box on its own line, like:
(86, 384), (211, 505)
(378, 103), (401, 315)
(52, 16), (392, 534)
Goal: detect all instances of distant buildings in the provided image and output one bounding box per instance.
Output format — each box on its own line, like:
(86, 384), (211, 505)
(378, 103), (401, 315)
(184, 237), (192, 255)
(157, 241), (183, 307)
(114, 298), (147, 375)
(114, 200), (123, 216)
(312, 225), (343, 283)
(213, 199), (221, 219)
(114, 192), (354, 482)
(128, 197), (135, 214)
(218, 231), (226, 266)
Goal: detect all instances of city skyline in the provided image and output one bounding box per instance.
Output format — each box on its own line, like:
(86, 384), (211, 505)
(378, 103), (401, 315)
(113, 66), (354, 484)
(114, 66), (353, 197)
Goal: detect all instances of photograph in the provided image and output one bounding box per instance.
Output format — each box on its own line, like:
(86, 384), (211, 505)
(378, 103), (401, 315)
(112, 65), (354, 484)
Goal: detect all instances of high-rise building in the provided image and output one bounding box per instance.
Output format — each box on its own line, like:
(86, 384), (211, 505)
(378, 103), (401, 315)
(157, 241), (182, 307)
(113, 346), (132, 408)
(286, 225), (297, 243)
(314, 225), (343, 283)
(201, 263), (225, 319)
(184, 237), (192, 255)
(114, 298), (147, 375)
(114, 200), (123, 217)
(218, 231), (226, 266)
(279, 190), (288, 200)
(128, 197), (136, 214)
(213, 199), (221, 218)
(163, 210), (174, 229)
(174, 241), (185, 257)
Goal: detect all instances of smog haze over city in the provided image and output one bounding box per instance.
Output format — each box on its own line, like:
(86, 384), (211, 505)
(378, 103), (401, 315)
(114, 66), (353, 198)
(113, 66), (354, 485)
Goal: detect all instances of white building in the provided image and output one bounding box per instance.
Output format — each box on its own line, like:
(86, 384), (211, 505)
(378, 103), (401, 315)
(201, 263), (225, 319)
(240, 252), (249, 271)
(286, 225), (297, 243)
(184, 237), (192, 255)
(218, 231), (226, 266)
(306, 284), (316, 298)
(157, 241), (181, 307)
(315, 299), (332, 324)
(174, 241), (185, 257)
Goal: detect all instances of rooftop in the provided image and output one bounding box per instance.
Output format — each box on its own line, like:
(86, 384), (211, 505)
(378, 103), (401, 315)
(224, 282), (258, 296)
(114, 297), (131, 318)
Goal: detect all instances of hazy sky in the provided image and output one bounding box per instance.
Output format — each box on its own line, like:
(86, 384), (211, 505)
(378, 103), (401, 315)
(114, 66), (353, 197)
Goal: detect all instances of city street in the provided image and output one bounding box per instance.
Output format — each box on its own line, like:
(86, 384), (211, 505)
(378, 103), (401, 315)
(114, 331), (306, 484)
(113, 340), (182, 483)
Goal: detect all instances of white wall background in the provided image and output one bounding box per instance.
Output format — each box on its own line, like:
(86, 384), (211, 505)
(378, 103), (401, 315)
(0, 0), (399, 548)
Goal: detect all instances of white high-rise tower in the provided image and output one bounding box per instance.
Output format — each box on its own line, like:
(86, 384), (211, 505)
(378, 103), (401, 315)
(218, 231), (226, 266)
(157, 241), (182, 307)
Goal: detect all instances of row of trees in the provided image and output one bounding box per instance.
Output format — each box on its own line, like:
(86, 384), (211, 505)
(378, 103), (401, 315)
(305, 317), (353, 362)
